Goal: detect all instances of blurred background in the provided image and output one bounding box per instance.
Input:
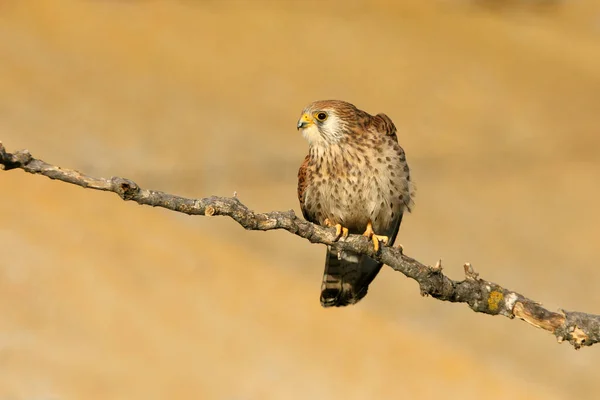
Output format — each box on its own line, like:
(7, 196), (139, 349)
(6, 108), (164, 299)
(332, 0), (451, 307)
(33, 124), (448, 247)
(1, 0), (599, 399)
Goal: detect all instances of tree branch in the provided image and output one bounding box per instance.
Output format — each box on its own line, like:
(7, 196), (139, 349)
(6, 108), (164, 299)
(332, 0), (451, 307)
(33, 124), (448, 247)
(1, 142), (598, 349)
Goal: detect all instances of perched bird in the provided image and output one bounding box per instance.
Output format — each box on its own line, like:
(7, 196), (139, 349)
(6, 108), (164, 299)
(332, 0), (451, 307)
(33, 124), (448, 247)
(297, 100), (414, 307)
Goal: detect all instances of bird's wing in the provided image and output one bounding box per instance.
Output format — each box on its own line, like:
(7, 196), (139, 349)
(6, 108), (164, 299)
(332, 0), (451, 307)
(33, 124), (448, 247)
(370, 112), (414, 213)
(372, 113), (398, 141)
(322, 112), (408, 307)
(297, 154), (312, 221)
(321, 114), (409, 307)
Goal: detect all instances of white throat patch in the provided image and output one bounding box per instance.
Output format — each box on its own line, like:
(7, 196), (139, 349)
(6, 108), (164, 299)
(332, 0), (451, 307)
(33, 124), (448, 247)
(301, 114), (344, 146)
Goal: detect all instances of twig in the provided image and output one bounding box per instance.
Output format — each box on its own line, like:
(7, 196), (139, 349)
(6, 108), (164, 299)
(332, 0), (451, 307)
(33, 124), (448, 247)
(1, 142), (598, 349)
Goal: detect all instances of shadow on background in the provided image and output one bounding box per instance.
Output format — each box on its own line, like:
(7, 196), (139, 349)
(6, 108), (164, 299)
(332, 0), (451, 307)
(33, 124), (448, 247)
(1, 0), (599, 399)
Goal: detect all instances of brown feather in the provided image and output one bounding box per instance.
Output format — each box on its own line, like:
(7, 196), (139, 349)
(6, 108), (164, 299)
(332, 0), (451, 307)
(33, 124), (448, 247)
(373, 113), (398, 138)
(297, 154), (312, 222)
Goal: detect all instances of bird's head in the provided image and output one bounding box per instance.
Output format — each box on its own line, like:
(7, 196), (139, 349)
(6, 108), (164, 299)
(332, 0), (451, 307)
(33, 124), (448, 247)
(297, 100), (358, 146)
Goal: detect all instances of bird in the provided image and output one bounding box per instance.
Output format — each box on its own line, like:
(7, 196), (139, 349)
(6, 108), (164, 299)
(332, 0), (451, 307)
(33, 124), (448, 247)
(297, 100), (414, 307)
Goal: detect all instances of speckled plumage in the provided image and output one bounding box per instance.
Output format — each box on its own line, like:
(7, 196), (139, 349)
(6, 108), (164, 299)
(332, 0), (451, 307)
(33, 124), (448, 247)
(297, 100), (414, 307)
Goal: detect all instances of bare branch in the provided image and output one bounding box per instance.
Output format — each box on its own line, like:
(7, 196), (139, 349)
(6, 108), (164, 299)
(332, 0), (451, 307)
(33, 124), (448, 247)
(1, 142), (598, 349)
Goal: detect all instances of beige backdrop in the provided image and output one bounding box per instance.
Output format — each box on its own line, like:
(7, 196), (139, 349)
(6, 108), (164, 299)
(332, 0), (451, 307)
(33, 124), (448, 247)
(1, 1), (599, 399)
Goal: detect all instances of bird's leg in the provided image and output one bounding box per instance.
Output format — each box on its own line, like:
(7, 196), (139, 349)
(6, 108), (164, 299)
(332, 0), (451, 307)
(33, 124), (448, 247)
(362, 221), (388, 252)
(324, 218), (349, 241)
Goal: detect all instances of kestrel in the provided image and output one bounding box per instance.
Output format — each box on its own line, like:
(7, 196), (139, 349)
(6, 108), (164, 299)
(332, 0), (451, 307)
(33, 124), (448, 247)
(297, 100), (414, 307)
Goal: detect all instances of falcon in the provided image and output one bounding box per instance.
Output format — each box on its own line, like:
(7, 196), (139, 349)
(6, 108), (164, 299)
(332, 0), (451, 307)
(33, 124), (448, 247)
(297, 100), (414, 307)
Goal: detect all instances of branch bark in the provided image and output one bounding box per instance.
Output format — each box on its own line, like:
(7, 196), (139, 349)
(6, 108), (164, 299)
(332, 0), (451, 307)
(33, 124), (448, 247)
(1, 142), (598, 349)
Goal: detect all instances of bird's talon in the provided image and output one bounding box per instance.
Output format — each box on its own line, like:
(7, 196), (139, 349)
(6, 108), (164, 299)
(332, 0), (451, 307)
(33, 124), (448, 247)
(371, 235), (380, 252)
(334, 224), (343, 241)
(335, 225), (349, 241)
(362, 221), (389, 252)
(324, 219), (349, 242)
(371, 234), (388, 252)
(342, 227), (349, 239)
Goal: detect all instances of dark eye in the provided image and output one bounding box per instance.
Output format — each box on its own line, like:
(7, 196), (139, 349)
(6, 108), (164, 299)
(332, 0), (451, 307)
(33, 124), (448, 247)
(315, 112), (328, 122)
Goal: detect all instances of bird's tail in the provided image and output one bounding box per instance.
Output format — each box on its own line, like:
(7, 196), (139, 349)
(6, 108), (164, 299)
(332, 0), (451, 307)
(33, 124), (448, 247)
(320, 246), (383, 307)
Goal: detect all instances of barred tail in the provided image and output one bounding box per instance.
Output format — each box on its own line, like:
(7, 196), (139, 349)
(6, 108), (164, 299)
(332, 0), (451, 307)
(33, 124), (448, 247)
(320, 246), (383, 307)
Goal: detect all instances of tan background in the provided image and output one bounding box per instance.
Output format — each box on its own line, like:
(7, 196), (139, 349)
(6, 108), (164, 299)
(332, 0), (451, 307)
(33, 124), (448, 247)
(1, 0), (599, 399)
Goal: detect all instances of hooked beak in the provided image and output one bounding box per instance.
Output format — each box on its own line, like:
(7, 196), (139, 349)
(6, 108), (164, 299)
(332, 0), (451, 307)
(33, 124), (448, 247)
(297, 113), (313, 130)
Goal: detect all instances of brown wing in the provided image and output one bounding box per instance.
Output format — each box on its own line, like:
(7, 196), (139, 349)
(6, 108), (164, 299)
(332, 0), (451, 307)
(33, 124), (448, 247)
(322, 110), (410, 307)
(297, 154), (312, 221)
(372, 113), (398, 140)
(371, 111), (414, 212)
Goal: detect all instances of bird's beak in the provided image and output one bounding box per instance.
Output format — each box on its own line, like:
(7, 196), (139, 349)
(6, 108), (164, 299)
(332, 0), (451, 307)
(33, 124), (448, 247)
(297, 113), (313, 130)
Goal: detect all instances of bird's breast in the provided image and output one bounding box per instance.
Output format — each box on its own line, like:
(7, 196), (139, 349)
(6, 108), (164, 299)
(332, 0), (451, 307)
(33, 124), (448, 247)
(304, 140), (410, 234)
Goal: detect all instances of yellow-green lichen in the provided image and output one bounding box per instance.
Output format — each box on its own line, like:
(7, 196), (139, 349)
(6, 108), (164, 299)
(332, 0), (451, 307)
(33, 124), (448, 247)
(487, 290), (504, 312)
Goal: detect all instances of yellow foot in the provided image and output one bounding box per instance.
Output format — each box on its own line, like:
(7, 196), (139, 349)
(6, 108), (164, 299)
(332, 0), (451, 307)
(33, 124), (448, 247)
(324, 218), (349, 241)
(362, 221), (388, 252)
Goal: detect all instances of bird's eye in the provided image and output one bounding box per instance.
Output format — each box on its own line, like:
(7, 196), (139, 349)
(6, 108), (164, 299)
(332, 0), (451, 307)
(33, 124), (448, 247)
(315, 112), (328, 122)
